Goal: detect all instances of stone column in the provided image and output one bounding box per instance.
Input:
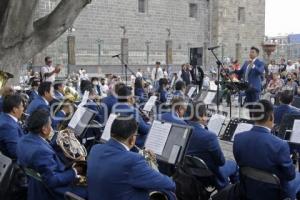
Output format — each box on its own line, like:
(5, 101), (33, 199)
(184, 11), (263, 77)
(166, 40), (173, 65)
(67, 35), (76, 75)
(235, 43), (242, 62)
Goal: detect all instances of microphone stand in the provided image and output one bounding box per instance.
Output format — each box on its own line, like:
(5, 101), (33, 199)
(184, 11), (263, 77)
(209, 49), (241, 118)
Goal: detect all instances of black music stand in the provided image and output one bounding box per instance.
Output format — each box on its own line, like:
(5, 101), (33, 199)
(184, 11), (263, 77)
(221, 118), (254, 141)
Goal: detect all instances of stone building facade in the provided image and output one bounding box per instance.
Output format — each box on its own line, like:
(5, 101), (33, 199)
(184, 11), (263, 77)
(33, 0), (265, 73)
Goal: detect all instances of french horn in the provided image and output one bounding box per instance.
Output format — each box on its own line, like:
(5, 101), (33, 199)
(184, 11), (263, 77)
(56, 129), (87, 185)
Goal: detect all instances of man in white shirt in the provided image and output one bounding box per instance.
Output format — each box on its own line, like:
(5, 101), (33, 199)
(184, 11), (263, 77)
(40, 56), (61, 83)
(136, 68), (143, 78)
(286, 60), (296, 73)
(151, 61), (164, 89)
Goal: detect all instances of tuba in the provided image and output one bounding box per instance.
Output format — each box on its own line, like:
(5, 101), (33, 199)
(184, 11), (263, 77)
(56, 129), (87, 185)
(64, 86), (80, 102)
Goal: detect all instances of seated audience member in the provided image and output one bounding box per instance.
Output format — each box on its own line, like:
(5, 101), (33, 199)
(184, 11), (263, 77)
(157, 78), (169, 103)
(173, 80), (186, 98)
(29, 79), (40, 103)
(134, 77), (146, 103)
(187, 102), (238, 189)
(0, 86), (15, 112)
(17, 109), (87, 200)
(233, 100), (300, 199)
(160, 96), (187, 126)
(91, 77), (101, 96)
(26, 82), (53, 115)
(263, 72), (283, 101)
(0, 95), (24, 159)
(112, 85), (150, 147)
(53, 81), (65, 101)
(283, 73), (298, 94)
(274, 90), (300, 125)
(102, 82), (125, 116)
(87, 117), (175, 200)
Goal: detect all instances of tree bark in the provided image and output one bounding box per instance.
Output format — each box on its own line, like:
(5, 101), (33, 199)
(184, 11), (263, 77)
(0, 0), (91, 85)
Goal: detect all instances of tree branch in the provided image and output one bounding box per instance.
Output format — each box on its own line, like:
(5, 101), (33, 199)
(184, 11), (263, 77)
(1, 0), (38, 48)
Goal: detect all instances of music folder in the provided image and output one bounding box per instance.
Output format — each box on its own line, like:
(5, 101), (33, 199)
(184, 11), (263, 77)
(144, 120), (192, 165)
(287, 119), (300, 144)
(68, 106), (96, 137)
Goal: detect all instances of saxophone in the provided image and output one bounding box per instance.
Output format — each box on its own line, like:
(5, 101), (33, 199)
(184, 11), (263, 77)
(135, 145), (159, 172)
(56, 129), (87, 185)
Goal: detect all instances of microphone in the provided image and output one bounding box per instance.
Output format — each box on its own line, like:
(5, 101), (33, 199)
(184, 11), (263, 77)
(208, 46), (220, 51)
(112, 54), (120, 58)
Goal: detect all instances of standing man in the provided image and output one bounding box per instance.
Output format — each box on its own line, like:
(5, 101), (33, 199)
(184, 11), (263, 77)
(151, 61), (164, 89)
(235, 46), (265, 103)
(41, 56), (61, 83)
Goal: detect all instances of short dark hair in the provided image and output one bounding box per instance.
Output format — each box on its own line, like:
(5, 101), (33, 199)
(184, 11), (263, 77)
(27, 109), (51, 134)
(191, 101), (206, 121)
(111, 117), (138, 141)
(280, 90), (294, 104)
(250, 46), (260, 55)
(175, 81), (186, 91)
(117, 85), (132, 102)
(134, 78), (143, 89)
(80, 80), (93, 94)
(53, 82), (63, 90)
(156, 61), (161, 65)
(91, 77), (99, 82)
(159, 78), (168, 87)
(250, 100), (273, 123)
(31, 79), (40, 87)
(171, 96), (186, 111)
(45, 56), (52, 62)
(38, 82), (52, 96)
(3, 94), (23, 113)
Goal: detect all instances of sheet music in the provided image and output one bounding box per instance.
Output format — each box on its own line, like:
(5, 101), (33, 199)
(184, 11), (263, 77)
(143, 96), (158, 112)
(210, 81), (218, 91)
(68, 106), (86, 129)
(231, 123), (253, 141)
(290, 120), (300, 144)
(101, 114), (118, 141)
(78, 91), (89, 107)
(187, 87), (196, 98)
(203, 92), (216, 105)
(207, 114), (226, 135)
(145, 120), (172, 155)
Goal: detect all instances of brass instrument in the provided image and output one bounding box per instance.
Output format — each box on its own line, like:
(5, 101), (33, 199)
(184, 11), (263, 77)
(56, 129), (87, 185)
(135, 145), (159, 172)
(0, 70), (13, 90)
(64, 86), (80, 102)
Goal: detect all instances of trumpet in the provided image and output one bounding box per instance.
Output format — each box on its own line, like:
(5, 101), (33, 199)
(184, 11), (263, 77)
(135, 145), (159, 172)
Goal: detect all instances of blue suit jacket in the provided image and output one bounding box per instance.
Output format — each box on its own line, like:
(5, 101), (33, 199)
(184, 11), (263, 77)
(85, 99), (105, 124)
(158, 89), (168, 103)
(54, 91), (64, 101)
(26, 96), (50, 115)
(274, 104), (300, 125)
(87, 139), (175, 200)
(52, 110), (66, 130)
(187, 121), (226, 187)
(233, 126), (295, 198)
(135, 88), (146, 103)
(102, 95), (118, 116)
(159, 112), (187, 126)
(29, 90), (39, 104)
(236, 59), (265, 92)
(17, 133), (85, 200)
(112, 103), (150, 147)
(0, 113), (24, 159)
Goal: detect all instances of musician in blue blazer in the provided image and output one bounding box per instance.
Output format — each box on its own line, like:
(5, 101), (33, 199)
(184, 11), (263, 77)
(134, 77), (146, 103)
(101, 82), (124, 116)
(87, 117), (176, 200)
(157, 78), (169, 103)
(53, 82), (65, 101)
(159, 96), (188, 126)
(235, 47), (265, 103)
(17, 109), (87, 200)
(0, 95), (24, 159)
(173, 80), (187, 98)
(28, 79), (40, 104)
(274, 90), (300, 125)
(233, 100), (300, 199)
(112, 85), (150, 147)
(187, 102), (238, 189)
(26, 82), (53, 115)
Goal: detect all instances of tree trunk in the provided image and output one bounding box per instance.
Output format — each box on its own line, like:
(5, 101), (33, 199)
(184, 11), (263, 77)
(0, 0), (91, 85)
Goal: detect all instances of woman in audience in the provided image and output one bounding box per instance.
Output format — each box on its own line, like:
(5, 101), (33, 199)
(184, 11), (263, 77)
(283, 73), (298, 95)
(263, 72), (283, 101)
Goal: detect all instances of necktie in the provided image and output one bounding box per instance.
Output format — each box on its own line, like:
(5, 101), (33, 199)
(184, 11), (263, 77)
(155, 68), (158, 80)
(245, 61), (253, 82)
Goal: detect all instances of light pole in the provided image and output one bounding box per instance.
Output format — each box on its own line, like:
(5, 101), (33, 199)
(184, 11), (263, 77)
(145, 41), (151, 64)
